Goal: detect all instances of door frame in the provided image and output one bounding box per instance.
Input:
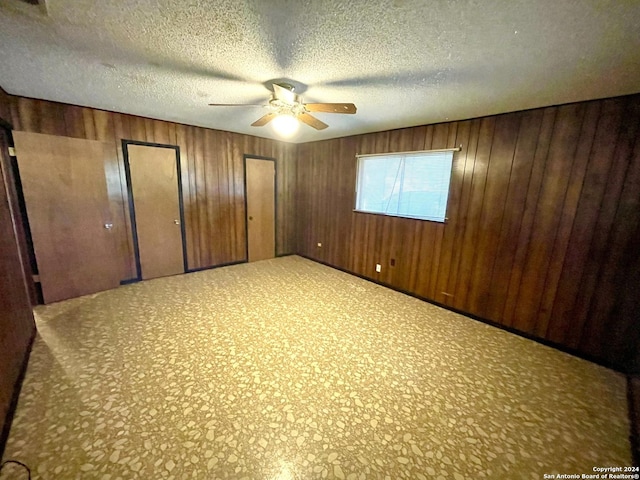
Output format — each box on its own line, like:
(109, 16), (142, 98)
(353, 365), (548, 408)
(243, 154), (277, 261)
(122, 140), (188, 281)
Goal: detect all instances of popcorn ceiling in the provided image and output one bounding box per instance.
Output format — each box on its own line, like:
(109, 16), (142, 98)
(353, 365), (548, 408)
(0, 0), (638, 143)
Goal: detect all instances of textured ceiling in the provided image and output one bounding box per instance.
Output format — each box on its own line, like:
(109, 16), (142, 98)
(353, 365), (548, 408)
(0, 0), (639, 143)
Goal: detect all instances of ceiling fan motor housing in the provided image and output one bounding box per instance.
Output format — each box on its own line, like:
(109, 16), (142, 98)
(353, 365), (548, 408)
(270, 83), (304, 115)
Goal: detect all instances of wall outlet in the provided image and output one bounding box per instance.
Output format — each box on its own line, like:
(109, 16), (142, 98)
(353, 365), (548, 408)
(317, 242), (322, 247)
(375, 263), (381, 273)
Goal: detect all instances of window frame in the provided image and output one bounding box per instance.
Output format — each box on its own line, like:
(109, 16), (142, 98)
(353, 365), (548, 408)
(353, 148), (460, 223)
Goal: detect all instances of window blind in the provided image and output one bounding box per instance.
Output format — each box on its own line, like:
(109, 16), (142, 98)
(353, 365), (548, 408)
(355, 150), (455, 222)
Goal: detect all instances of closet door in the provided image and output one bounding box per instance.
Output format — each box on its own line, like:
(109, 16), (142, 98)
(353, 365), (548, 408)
(14, 132), (120, 303)
(245, 157), (275, 262)
(125, 143), (185, 280)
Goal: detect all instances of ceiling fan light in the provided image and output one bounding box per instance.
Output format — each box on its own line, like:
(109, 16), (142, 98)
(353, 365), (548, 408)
(271, 114), (299, 138)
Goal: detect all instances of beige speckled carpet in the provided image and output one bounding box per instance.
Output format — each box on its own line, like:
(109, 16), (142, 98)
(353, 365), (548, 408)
(1, 256), (631, 479)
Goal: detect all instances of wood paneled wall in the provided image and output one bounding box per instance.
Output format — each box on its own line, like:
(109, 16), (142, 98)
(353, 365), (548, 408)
(297, 94), (640, 373)
(0, 93), (297, 281)
(0, 126), (35, 454)
(0, 89), (12, 127)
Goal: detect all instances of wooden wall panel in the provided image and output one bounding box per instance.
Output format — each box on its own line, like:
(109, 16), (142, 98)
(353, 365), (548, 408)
(0, 89), (37, 305)
(511, 103), (586, 334)
(0, 94), (297, 283)
(0, 88), (13, 127)
(483, 111), (541, 321)
(0, 127), (35, 453)
(466, 114), (518, 317)
(296, 93), (640, 373)
(451, 117), (493, 309)
(443, 120), (480, 308)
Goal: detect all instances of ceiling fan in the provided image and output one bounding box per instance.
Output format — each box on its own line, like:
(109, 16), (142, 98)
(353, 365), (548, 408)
(208, 83), (357, 131)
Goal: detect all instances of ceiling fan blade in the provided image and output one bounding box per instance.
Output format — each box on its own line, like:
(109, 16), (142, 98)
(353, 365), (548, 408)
(297, 112), (329, 130)
(304, 103), (357, 114)
(272, 83), (297, 104)
(208, 103), (266, 107)
(251, 113), (277, 127)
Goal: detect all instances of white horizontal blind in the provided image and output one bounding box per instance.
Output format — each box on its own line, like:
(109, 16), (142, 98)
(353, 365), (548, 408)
(355, 150), (454, 222)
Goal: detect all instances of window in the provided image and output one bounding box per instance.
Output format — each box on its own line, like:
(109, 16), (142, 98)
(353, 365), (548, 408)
(355, 149), (455, 222)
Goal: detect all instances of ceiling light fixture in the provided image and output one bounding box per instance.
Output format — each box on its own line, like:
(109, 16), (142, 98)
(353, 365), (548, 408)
(271, 114), (299, 138)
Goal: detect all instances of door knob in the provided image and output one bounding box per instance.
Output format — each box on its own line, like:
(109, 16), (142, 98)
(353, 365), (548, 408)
(104, 223), (113, 230)
(174, 219), (180, 225)
(249, 216), (253, 221)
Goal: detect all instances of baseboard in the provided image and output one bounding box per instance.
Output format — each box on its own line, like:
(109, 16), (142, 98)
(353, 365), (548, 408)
(296, 253), (624, 374)
(186, 255), (293, 272)
(0, 326), (36, 460)
(119, 259), (252, 282)
(186, 259), (247, 273)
